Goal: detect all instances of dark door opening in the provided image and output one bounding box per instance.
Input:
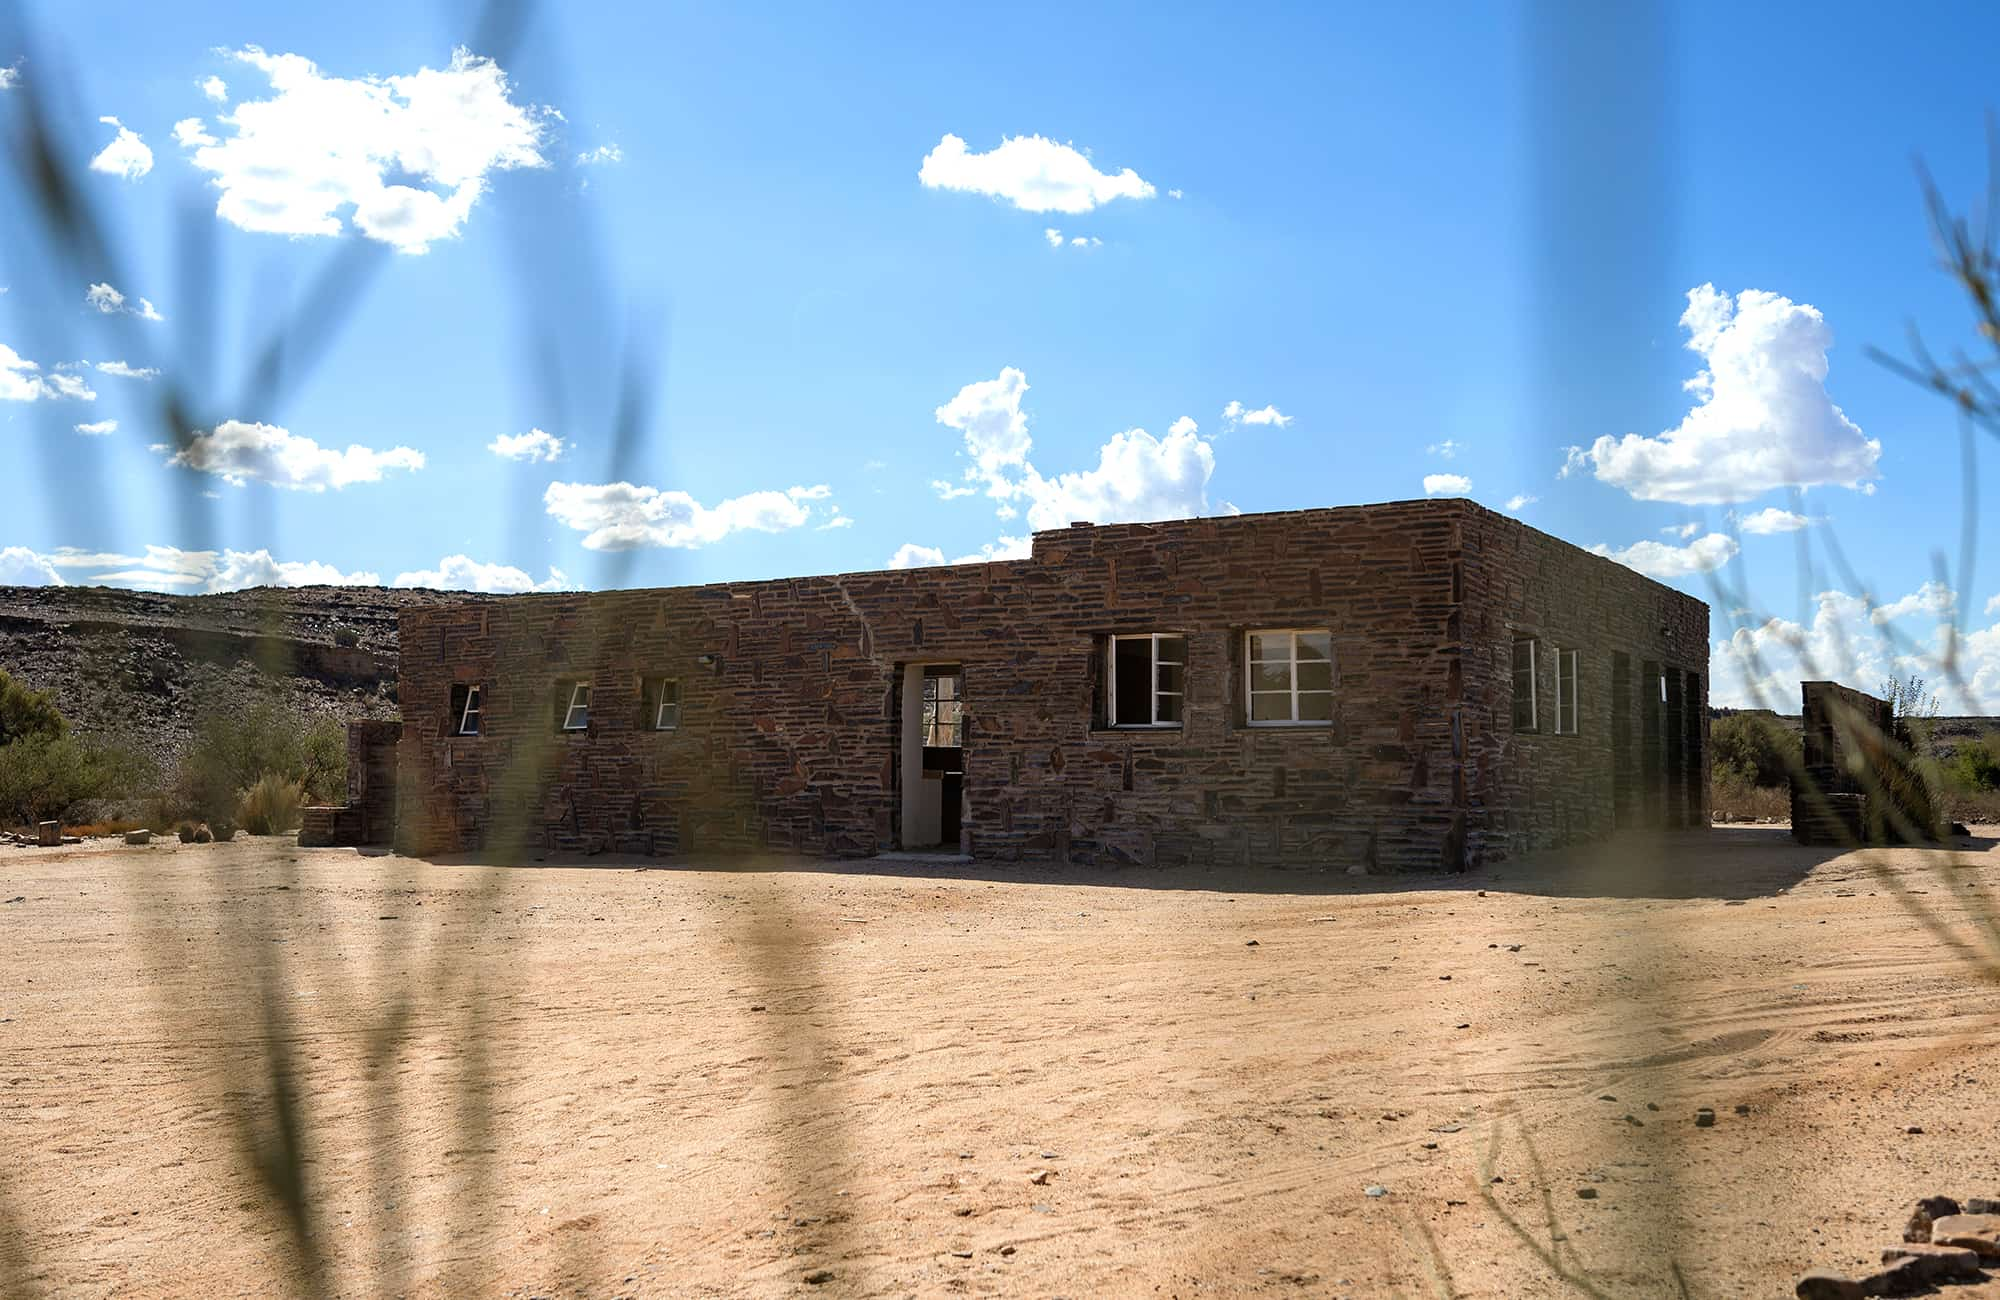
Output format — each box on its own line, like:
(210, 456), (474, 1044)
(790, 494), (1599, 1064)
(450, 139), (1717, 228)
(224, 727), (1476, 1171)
(1611, 652), (1633, 828)
(899, 663), (964, 850)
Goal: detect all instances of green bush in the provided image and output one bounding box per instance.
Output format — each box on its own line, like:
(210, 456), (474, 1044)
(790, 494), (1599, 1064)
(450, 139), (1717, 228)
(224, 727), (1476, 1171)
(0, 733), (150, 827)
(1948, 736), (2000, 792)
(175, 700), (346, 823)
(237, 773), (306, 836)
(1711, 713), (1800, 789)
(0, 668), (66, 746)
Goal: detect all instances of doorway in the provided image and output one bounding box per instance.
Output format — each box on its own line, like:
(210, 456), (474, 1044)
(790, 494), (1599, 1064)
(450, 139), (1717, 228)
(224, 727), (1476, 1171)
(899, 663), (964, 850)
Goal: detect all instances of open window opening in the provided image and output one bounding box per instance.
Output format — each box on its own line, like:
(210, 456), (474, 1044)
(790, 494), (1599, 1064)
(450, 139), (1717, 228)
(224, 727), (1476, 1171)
(558, 681), (591, 732)
(643, 677), (681, 731)
(1107, 633), (1185, 728)
(1511, 638), (1538, 732)
(450, 683), (482, 737)
(1554, 647), (1580, 735)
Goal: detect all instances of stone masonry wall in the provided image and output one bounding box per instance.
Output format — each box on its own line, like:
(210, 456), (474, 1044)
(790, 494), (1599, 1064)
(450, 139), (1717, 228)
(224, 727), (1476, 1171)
(392, 500), (1709, 872)
(1461, 511), (1710, 864)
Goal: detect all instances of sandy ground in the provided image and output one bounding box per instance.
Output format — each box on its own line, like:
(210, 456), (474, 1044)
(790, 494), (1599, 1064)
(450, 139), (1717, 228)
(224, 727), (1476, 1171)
(3, 828), (2000, 1299)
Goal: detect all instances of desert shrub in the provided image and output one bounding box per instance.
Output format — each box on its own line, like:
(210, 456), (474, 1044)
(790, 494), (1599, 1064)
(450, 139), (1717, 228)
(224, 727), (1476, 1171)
(1710, 767), (1791, 822)
(1947, 735), (2000, 792)
(0, 667), (67, 746)
(0, 732), (151, 828)
(177, 821), (198, 843)
(1711, 713), (1800, 789)
(175, 700), (346, 822)
(237, 773), (306, 836)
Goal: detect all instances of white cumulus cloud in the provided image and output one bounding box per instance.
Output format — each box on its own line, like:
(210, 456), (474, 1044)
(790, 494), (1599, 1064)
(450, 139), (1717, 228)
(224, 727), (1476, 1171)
(1427, 439), (1462, 458)
(1583, 285), (1882, 504)
(162, 419), (424, 490)
(1423, 473), (1472, 497)
(0, 547), (63, 586)
(177, 45), (550, 254)
(575, 143), (621, 166)
(918, 132), (1155, 214)
(199, 75), (228, 102)
(1714, 582), (2000, 712)
(888, 543), (946, 569)
(1734, 506), (1813, 535)
(74, 419), (117, 435)
(543, 481), (835, 551)
(0, 62), (21, 92)
(1504, 494), (1537, 512)
(1588, 532), (1739, 580)
(89, 116), (153, 180)
(487, 427), (564, 462)
(391, 555), (573, 592)
(1222, 400), (1292, 429)
(0, 343), (94, 402)
(930, 368), (1215, 535)
(95, 360), (159, 379)
(84, 282), (163, 321)
(33, 543), (378, 592)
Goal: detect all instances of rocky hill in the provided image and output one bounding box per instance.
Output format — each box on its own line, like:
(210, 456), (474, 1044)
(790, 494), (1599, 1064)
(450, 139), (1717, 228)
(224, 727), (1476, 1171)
(0, 584), (491, 774)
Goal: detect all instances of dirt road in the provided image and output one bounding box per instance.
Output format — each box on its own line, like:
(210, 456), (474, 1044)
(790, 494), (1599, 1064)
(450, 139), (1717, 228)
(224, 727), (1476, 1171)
(3, 827), (1998, 1298)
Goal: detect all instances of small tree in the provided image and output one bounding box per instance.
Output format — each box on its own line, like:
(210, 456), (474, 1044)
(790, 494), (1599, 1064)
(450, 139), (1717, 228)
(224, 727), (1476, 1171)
(0, 668), (67, 746)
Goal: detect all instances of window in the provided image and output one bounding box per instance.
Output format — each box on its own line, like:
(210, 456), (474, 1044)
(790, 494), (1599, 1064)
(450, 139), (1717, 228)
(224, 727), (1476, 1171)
(1244, 629), (1334, 725)
(1554, 648), (1579, 735)
(1107, 633), (1185, 727)
(558, 681), (591, 732)
(642, 677), (681, 731)
(921, 668), (962, 746)
(449, 683), (482, 737)
(1511, 638), (1538, 731)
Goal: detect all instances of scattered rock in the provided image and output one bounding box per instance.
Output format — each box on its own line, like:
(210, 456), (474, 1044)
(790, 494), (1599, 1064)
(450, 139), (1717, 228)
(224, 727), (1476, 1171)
(1646, 1102), (1660, 1112)
(999, 1245), (1016, 1257)
(123, 829), (151, 846)
(951, 1249), (973, 1259)
(1598, 1094), (1616, 1102)
(1880, 1243), (1982, 1283)
(1904, 1196), (1961, 1242)
(1694, 1108), (1716, 1128)
(1363, 1185), (1388, 1198)
(1039, 1150), (1059, 1159)
(1734, 1104), (1751, 1115)
(1245, 939), (1259, 947)
(1028, 1169), (1054, 1185)
(1857, 1254), (1926, 1296)
(4, 897), (22, 905)
(1575, 1188), (1598, 1200)
(1904, 1125), (1924, 1135)
(1966, 1198), (2000, 1215)
(1622, 1114), (1644, 1127)
(1928, 1214), (2000, 1259)
(1792, 1269), (1864, 1299)
(802, 1269), (834, 1285)
(749, 1005), (766, 1012)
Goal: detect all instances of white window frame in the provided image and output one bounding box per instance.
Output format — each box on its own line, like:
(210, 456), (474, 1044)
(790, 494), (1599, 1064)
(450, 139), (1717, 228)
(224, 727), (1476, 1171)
(1243, 629), (1334, 727)
(1554, 648), (1580, 735)
(561, 681), (591, 732)
(652, 678), (681, 731)
(1106, 632), (1185, 728)
(1512, 638), (1538, 732)
(456, 683), (482, 737)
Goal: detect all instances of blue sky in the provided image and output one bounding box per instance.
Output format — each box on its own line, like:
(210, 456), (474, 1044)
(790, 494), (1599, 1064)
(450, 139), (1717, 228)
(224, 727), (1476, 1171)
(2, 1), (1998, 709)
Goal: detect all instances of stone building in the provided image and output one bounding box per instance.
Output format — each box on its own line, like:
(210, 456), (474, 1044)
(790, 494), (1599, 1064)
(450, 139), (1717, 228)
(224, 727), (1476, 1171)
(374, 499), (1709, 871)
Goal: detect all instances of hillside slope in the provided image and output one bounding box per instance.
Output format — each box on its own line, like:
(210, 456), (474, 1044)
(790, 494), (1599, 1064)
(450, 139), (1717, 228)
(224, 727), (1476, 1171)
(0, 584), (489, 774)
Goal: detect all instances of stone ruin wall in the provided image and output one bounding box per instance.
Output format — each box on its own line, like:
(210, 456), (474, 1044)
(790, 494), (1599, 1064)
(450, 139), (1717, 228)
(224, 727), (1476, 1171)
(388, 500), (1709, 872)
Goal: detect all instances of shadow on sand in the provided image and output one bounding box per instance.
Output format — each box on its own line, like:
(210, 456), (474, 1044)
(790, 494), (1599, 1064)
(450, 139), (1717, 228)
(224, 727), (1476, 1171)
(336, 824), (1986, 903)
